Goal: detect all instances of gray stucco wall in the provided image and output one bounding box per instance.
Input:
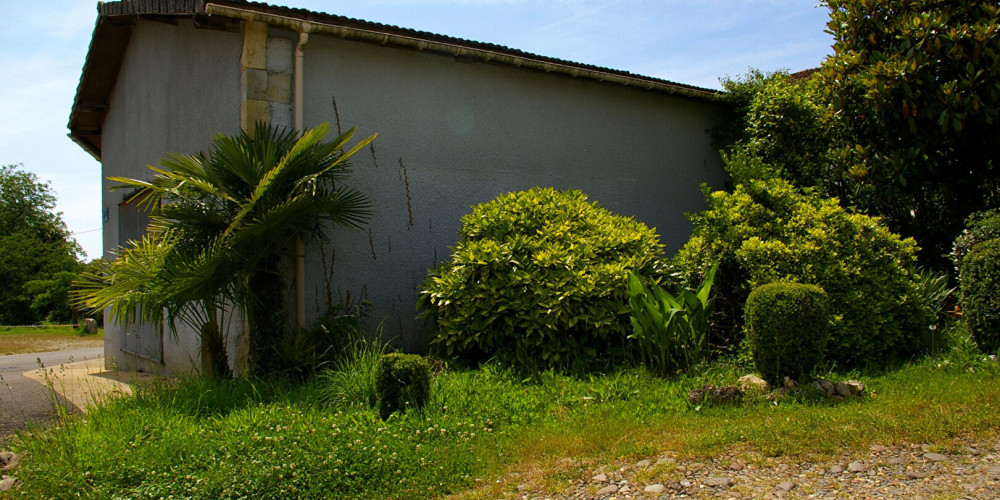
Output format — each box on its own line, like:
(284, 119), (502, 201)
(297, 33), (727, 350)
(100, 19), (242, 374)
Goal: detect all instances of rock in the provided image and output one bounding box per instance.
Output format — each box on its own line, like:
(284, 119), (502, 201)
(634, 459), (651, 469)
(703, 476), (733, 487)
(767, 387), (793, 401)
(906, 470), (928, 479)
(644, 483), (666, 493)
(776, 480), (797, 491)
(596, 484), (618, 495)
(844, 380), (865, 396)
(848, 461), (866, 473)
(738, 374), (770, 394)
(924, 452), (948, 462)
(888, 457), (904, 465)
(783, 376), (797, 389)
(592, 473), (608, 483)
(0, 477), (16, 491)
(815, 379), (836, 397)
(829, 465), (844, 474)
(680, 479), (692, 487)
(516, 483), (529, 492)
(655, 457), (675, 466)
(0, 453), (18, 472)
(870, 444), (887, 453)
(835, 381), (852, 398)
(83, 317), (98, 334)
(688, 385), (742, 406)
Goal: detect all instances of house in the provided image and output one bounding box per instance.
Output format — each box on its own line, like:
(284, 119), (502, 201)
(68, 0), (728, 375)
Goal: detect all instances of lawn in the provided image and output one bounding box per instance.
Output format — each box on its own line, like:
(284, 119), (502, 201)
(3, 323), (998, 499)
(0, 326), (103, 356)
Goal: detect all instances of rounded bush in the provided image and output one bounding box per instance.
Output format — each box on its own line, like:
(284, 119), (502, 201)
(745, 282), (830, 385)
(951, 210), (1000, 282)
(375, 353), (431, 419)
(418, 187), (664, 368)
(960, 239), (1000, 353)
(674, 176), (933, 368)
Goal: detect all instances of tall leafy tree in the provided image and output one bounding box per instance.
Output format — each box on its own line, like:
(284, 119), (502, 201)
(820, 0), (1000, 265)
(76, 123), (374, 377)
(0, 164), (81, 324)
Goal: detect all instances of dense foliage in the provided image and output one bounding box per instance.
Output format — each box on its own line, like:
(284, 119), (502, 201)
(745, 282), (831, 385)
(951, 210), (1000, 282)
(626, 265), (716, 377)
(819, 0), (1000, 265)
(75, 124), (374, 377)
(419, 188), (664, 369)
(375, 353), (432, 420)
(716, 71), (837, 193)
(959, 239), (1000, 353)
(674, 175), (933, 368)
(0, 164), (82, 324)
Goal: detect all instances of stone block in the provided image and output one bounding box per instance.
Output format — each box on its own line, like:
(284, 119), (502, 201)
(241, 21), (268, 70)
(242, 68), (268, 101)
(265, 73), (292, 103)
(267, 37), (294, 74)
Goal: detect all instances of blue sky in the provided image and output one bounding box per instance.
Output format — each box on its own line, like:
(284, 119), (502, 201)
(0, 0), (833, 260)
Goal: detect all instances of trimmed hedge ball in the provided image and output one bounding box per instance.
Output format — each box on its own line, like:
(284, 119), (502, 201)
(745, 282), (831, 385)
(375, 353), (431, 420)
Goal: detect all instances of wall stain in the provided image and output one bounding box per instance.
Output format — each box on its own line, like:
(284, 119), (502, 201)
(369, 142), (379, 168)
(331, 95), (343, 136)
(368, 227), (377, 260)
(318, 242), (336, 313)
(399, 157), (414, 230)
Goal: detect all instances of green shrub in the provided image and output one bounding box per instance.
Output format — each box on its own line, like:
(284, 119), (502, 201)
(951, 209), (1000, 282)
(375, 353), (431, 419)
(674, 175), (933, 368)
(960, 239), (1000, 354)
(626, 263), (717, 377)
(419, 187), (664, 368)
(745, 282), (830, 385)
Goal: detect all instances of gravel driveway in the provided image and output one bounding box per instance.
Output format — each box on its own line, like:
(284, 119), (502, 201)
(512, 436), (1000, 499)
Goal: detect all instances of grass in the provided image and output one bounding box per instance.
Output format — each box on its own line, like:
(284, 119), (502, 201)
(4, 322), (999, 499)
(0, 325), (103, 356)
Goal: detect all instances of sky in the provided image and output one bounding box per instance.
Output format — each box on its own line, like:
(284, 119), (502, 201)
(0, 0), (834, 260)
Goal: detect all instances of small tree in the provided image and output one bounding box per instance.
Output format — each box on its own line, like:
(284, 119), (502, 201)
(76, 123), (374, 377)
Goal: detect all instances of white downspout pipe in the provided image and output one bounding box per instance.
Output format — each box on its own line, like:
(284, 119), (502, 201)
(294, 27), (310, 333)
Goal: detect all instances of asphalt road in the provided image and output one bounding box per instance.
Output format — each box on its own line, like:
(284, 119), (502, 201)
(0, 347), (104, 442)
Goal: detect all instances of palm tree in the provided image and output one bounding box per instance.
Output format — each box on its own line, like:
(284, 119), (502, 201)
(75, 122), (375, 378)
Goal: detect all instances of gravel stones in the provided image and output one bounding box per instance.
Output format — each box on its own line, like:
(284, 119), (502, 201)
(643, 483), (665, 493)
(0, 451), (18, 492)
(924, 452), (949, 462)
(703, 476), (732, 487)
(776, 480), (797, 491)
(513, 436), (1000, 499)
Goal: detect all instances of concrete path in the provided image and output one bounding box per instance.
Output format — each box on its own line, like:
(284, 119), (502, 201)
(0, 347), (150, 442)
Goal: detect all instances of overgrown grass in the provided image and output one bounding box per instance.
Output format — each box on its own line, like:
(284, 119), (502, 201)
(5, 323), (999, 499)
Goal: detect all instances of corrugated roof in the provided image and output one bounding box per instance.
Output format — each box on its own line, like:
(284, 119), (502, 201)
(69, 0), (721, 160)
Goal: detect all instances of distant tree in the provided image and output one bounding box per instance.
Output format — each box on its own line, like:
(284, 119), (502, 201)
(0, 164), (81, 324)
(820, 0), (1000, 265)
